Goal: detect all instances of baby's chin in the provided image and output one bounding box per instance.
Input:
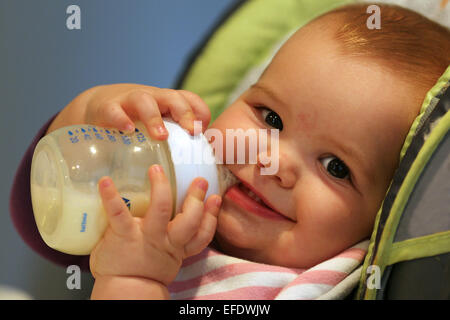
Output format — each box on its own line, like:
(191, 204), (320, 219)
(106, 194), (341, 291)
(212, 237), (303, 268)
(212, 218), (331, 269)
(212, 200), (287, 264)
(211, 233), (267, 264)
(211, 221), (291, 267)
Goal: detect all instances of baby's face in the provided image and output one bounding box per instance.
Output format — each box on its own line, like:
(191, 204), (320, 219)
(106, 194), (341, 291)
(209, 21), (421, 268)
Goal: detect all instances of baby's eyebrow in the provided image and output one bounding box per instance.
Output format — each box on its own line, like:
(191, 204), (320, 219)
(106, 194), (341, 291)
(250, 83), (284, 106)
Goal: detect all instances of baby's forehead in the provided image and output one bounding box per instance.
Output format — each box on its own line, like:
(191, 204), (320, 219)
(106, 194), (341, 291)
(290, 12), (345, 41)
(271, 15), (348, 67)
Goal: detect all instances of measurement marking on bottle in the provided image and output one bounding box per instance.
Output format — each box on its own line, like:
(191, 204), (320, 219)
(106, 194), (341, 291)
(80, 213), (88, 232)
(121, 135), (131, 145)
(67, 126), (138, 145)
(94, 133), (104, 140)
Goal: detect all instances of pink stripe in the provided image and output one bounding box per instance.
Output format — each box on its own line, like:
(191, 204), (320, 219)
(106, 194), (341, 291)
(283, 270), (347, 289)
(337, 247), (367, 260)
(188, 286), (282, 300)
(169, 262), (303, 293)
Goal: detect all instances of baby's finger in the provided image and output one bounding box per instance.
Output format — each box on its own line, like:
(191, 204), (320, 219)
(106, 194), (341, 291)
(178, 90), (211, 133)
(98, 177), (135, 237)
(124, 90), (168, 140)
(96, 101), (135, 134)
(152, 89), (196, 134)
(143, 165), (173, 238)
(167, 178), (208, 248)
(184, 195), (221, 258)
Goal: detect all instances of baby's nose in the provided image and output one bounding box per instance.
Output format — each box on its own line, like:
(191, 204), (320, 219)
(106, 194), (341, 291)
(257, 151), (297, 188)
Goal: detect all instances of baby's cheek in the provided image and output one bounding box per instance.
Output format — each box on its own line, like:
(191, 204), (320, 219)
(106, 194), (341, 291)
(297, 185), (361, 239)
(298, 184), (349, 219)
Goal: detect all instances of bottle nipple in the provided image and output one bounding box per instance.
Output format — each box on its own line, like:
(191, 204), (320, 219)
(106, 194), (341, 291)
(217, 165), (240, 195)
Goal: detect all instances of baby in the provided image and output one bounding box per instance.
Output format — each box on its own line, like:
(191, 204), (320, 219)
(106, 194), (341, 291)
(39, 4), (450, 299)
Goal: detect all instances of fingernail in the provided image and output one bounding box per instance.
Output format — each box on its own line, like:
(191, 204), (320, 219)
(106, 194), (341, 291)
(124, 123), (134, 133)
(101, 178), (111, 188)
(151, 125), (167, 138)
(193, 120), (203, 136)
(156, 124), (167, 135)
(215, 197), (222, 207)
(196, 179), (208, 191)
(181, 117), (195, 134)
(152, 165), (163, 173)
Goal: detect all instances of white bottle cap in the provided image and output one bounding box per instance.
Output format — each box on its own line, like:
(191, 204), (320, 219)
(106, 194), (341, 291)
(162, 119), (221, 213)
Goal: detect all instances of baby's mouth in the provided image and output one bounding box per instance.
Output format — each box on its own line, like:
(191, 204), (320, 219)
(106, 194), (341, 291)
(238, 183), (270, 208)
(224, 179), (293, 222)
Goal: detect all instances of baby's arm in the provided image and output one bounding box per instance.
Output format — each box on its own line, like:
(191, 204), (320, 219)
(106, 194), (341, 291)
(45, 85), (100, 135)
(90, 165), (221, 300)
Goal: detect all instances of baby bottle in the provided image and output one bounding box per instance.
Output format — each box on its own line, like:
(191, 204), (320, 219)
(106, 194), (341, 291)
(30, 119), (237, 255)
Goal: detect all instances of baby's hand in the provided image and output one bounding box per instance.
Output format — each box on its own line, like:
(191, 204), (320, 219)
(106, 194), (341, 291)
(90, 164), (221, 288)
(84, 84), (211, 139)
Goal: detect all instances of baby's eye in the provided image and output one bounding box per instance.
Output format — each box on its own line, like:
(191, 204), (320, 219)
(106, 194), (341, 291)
(320, 156), (350, 180)
(259, 107), (283, 131)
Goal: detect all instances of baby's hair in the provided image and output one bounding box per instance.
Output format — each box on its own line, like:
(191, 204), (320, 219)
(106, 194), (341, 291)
(320, 3), (450, 92)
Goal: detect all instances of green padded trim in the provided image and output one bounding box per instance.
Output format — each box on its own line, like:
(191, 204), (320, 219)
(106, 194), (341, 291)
(358, 66), (450, 299)
(361, 108), (450, 300)
(387, 231), (450, 265)
(181, 0), (353, 123)
(358, 182), (395, 298)
(376, 110), (450, 268)
(399, 66), (450, 162)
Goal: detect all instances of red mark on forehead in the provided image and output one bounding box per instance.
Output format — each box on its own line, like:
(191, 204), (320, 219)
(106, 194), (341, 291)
(296, 112), (315, 132)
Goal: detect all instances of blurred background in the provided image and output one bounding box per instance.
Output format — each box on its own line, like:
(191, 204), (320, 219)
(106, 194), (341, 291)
(0, 0), (236, 299)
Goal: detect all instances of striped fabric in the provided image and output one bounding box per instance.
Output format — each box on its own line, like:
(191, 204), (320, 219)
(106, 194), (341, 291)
(169, 240), (369, 300)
